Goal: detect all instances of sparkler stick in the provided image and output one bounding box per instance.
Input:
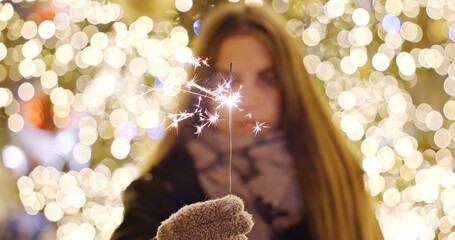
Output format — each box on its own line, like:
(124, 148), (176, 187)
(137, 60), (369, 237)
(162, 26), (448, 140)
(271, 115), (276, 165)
(229, 62), (233, 194)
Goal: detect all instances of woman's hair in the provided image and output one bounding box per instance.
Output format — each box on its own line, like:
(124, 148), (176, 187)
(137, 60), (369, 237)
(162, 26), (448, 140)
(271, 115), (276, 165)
(141, 3), (383, 240)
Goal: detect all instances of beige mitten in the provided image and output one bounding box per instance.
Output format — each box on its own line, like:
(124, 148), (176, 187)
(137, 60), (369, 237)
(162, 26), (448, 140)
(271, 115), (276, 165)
(156, 194), (254, 240)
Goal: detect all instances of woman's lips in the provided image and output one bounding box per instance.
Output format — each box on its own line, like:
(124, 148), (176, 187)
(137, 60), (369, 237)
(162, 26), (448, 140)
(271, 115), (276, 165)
(238, 120), (256, 128)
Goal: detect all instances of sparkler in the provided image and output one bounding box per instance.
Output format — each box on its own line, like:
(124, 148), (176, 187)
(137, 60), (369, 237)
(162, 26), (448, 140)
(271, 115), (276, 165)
(143, 58), (269, 193)
(142, 57), (267, 136)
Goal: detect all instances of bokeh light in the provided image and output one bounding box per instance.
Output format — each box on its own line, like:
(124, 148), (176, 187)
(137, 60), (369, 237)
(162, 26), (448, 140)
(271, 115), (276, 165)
(175, 0), (193, 12)
(382, 15), (401, 33)
(450, 24), (455, 42)
(2, 145), (27, 169)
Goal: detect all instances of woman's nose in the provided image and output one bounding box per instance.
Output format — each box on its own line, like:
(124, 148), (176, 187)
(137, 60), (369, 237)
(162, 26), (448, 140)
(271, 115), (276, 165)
(238, 80), (259, 110)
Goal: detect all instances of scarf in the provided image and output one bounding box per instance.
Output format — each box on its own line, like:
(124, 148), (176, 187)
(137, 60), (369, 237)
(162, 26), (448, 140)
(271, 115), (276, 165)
(185, 129), (303, 240)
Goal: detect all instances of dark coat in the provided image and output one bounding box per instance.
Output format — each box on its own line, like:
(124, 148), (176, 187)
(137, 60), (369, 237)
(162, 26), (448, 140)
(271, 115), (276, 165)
(111, 145), (311, 240)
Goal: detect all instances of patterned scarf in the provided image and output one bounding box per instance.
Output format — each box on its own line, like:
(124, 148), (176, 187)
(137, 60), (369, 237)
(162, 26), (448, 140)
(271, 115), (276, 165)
(185, 129), (303, 240)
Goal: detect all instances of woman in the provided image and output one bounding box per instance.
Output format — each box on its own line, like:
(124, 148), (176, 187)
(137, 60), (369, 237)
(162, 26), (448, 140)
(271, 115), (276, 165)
(112, 3), (383, 240)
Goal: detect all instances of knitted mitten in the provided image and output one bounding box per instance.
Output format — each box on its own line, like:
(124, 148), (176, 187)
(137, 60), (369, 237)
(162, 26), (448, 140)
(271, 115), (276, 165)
(156, 194), (254, 240)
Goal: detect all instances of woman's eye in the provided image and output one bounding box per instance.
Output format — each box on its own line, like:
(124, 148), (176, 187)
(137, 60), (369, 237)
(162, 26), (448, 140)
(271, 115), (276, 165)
(260, 74), (277, 84)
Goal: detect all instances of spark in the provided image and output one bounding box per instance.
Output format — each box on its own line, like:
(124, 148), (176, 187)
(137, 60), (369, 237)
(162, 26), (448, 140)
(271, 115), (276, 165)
(200, 110), (219, 127)
(167, 111), (195, 130)
(194, 123), (208, 135)
(189, 57), (210, 70)
(194, 109), (220, 135)
(253, 122), (269, 136)
(207, 111), (219, 125)
(140, 83), (159, 96)
(196, 96), (202, 108)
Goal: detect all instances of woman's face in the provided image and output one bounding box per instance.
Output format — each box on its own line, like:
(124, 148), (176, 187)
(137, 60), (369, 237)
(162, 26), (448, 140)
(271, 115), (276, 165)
(213, 34), (282, 136)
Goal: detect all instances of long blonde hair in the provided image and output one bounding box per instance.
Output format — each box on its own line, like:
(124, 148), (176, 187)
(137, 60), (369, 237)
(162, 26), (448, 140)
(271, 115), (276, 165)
(141, 3), (383, 240)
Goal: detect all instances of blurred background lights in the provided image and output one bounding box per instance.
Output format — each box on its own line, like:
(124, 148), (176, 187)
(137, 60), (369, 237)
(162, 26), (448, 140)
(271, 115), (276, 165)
(325, 0), (345, 18)
(128, 57), (147, 76)
(426, 111), (443, 131)
(110, 109), (128, 127)
(44, 202), (63, 222)
(286, 19), (304, 38)
(91, 32), (109, 49)
(349, 27), (373, 46)
(192, 19), (201, 36)
(18, 82), (35, 102)
(140, 109), (159, 128)
(106, 47), (126, 68)
(0, 3), (14, 21)
(395, 137), (414, 157)
(81, 46), (103, 66)
(0, 87), (11, 107)
(55, 44), (74, 64)
(383, 188), (400, 207)
(175, 0), (193, 12)
(8, 113), (25, 133)
(340, 57), (357, 75)
(350, 48), (367, 67)
(38, 20), (56, 39)
(385, 0), (403, 16)
(245, 0), (264, 7)
(171, 29), (189, 46)
(434, 128), (451, 148)
(396, 52), (416, 76)
(363, 156), (381, 177)
(118, 121), (137, 140)
(400, 22), (422, 43)
(71, 31), (89, 50)
(338, 91), (356, 110)
(147, 123), (166, 140)
(315, 61), (335, 81)
(79, 125), (98, 145)
(372, 53), (390, 71)
(450, 24), (455, 42)
(40, 70), (58, 89)
(352, 8), (370, 26)
(271, 0), (288, 14)
(0, 43), (6, 61)
(19, 59), (36, 78)
(174, 46), (192, 63)
(388, 94), (406, 114)
(382, 14), (401, 33)
(22, 40), (40, 59)
(73, 143), (92, 164)
(54, 131), (77, 155)
(441, 171), (455, 189)
(2, 145), (27, 169)
(111, 137), (130, 159)
(360, 138), (378, 157)
(443, 100), (455, 120)
(404, 150), (423, 169)
(302, 27), (321, 46)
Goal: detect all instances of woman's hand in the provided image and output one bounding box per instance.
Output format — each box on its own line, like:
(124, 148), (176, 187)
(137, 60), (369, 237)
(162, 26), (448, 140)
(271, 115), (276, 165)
(156, 194), (254, 240)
